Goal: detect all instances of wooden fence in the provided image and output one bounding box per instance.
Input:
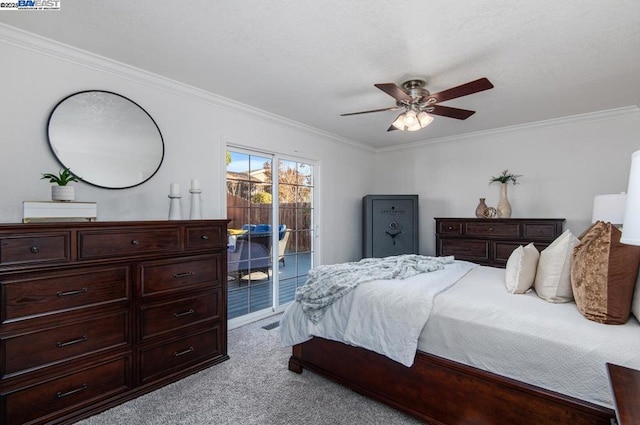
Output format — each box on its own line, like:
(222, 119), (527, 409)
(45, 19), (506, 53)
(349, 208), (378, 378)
(226, 194), (312, 252)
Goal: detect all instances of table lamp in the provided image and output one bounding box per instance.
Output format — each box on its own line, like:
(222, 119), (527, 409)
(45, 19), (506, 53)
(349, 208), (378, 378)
(621, 150), (640, 245)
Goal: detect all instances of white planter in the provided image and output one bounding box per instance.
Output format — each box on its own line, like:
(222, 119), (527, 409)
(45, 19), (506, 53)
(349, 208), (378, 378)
(51, 185), (75, 202)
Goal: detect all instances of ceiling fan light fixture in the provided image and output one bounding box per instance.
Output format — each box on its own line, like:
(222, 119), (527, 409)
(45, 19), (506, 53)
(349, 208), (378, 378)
(342, 77), (493, 133)
(417, 110), (434, 127)
(391, 113), (406, 130)
(391, 109), (434, 131)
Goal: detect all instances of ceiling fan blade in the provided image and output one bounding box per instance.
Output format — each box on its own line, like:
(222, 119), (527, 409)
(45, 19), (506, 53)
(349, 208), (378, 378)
(374, 83), (412, 102)
(429, 104), (476, 120)
(340, 106), (400, 116)
(427, 78), (494, 103)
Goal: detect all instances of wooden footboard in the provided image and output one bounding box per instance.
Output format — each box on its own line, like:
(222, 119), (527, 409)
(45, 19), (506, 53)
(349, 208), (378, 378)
(289, 338), (615, 425)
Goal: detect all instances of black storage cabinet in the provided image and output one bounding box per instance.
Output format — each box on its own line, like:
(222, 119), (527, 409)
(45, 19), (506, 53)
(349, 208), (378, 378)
(362, 194), (419, 258)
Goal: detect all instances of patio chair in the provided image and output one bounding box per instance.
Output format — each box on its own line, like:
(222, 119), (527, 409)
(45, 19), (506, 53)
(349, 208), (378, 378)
(278, 229), (291, 266)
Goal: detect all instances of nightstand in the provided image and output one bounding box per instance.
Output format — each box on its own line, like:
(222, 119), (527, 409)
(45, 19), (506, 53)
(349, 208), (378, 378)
(607, 363), (640, 425)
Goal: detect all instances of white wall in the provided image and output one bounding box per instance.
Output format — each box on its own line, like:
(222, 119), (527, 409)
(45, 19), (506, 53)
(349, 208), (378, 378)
(0, 28), (375, 265)
(373, 109), (640, 255)
(3, 26), (639, 266)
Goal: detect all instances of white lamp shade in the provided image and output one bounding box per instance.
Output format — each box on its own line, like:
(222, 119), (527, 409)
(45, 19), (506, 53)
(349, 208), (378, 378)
(591, 193), (627, 224)
(621, 150), (640, 245)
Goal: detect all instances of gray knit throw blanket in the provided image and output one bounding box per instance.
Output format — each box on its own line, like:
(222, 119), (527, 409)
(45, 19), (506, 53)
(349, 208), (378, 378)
(295, 254), (455, 323)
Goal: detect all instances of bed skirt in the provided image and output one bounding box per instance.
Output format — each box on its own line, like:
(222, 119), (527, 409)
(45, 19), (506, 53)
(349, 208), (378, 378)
(289, 338), (615, 425)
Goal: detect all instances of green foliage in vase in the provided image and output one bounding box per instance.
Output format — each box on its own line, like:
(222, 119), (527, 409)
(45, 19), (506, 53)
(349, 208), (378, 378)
(41, 168), (80, 186)
(489, 169), (522, 185)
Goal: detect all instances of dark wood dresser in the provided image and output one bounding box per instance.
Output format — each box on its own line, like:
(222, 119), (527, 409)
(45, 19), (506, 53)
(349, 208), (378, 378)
(0, 220), (229, 425)
(435, 217), (565, 268)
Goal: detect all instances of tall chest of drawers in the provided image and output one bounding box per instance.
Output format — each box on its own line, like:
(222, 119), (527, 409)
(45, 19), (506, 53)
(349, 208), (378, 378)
(0, 220), (229, 425)
(435, 217), (565, 268)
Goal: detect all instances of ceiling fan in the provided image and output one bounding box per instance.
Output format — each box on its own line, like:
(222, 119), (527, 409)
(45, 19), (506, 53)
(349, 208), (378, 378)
(341, 77), (494, 132)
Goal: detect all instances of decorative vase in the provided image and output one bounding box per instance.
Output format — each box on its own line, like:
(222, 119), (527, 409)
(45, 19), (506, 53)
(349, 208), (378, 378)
(51, 185), (75, 202)
(475, 198), (488, 218)
(497, 183), (512, 218)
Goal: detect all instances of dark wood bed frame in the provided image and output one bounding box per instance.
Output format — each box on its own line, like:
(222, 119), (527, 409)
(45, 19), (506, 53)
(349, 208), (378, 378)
(289, 337), (615, 425)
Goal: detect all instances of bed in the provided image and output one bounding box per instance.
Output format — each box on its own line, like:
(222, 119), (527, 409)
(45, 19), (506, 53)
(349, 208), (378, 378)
(280, 259), (640, 425)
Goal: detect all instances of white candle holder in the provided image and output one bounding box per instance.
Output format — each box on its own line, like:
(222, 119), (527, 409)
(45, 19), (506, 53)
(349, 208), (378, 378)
(168, 194), (182, 220)
(189, 188), (202, 220)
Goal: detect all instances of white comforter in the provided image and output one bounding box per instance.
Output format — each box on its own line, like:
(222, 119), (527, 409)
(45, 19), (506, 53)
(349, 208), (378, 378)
(421, 266), (640, 408)
(280, 260), (477, 366)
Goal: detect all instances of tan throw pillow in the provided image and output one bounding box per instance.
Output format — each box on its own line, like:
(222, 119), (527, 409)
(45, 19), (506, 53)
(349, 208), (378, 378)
(534, 229), (579, 303)
(505, 243), (539, 294)
(571, 221), (640, 324)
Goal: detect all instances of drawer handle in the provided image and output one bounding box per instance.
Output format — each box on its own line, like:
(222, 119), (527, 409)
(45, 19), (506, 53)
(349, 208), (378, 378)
(131, 239), (139, 245)
(447, 226), (454, 230)
(56, 383), (88, 399)
(56, 335), (88, 348)
(173, 271), (195, 278)
(57, 288), (88, 297)
(30, 246), (40, 253)
(173, 309), (195, 318)
(201, 235), (209, 240)
(488, 227), (494, 231)
(174, 346), (195, 357)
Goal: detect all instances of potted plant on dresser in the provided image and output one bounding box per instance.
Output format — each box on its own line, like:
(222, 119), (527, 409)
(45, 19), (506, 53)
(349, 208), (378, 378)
(41, 167), (80, 201)
(489, 169), (522, 218)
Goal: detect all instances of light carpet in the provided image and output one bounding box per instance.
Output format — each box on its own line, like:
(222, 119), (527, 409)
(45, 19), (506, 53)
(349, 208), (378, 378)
(76, 315), (422, 424)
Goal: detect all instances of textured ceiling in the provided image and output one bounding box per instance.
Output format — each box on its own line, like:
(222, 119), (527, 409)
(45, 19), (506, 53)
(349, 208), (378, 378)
(2, 0), (639, 149)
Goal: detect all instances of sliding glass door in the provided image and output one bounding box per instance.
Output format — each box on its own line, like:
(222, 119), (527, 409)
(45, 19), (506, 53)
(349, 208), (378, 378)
(226, 149), (314, 325)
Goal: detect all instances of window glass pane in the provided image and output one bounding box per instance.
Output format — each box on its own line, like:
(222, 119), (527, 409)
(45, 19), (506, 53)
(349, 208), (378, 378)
(250, 155), (271, 177)
(297, 185), (312, 204)
(298, 162), (313, 186)
(228, 152), (314, 321)
(279, 206), (296, 231)
(296, 207), (312, 231)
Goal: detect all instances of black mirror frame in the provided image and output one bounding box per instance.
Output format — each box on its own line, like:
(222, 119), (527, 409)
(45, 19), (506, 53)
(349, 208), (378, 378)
(46, 90), (165, 189)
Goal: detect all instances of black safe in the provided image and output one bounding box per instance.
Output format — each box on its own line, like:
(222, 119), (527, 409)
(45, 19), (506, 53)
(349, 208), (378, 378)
(362, 194), (419, 258)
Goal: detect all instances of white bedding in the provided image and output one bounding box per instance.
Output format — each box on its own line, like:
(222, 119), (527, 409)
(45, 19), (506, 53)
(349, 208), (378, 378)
(420, 265), (640, 408)
(280, 260), (477, 366)
(280, 261), (640, 409)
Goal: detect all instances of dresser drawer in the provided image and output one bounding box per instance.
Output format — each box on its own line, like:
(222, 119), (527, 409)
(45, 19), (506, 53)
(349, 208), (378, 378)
(437, 221), (463, 235)
(493, 242), (525, 264)
(0, 233), (69, 266)
(3, 310), (128, 377)
(79, 228), (180, 259)
(2, 266), (129, 324)
(440, 239), (490, 262)
(523, 223), (558, 239)
(139, 255), (220, 298)
(140, 290), (221, 340)
(3, 356), (130, 425)
(186, 225), (225, 250)
(140, 326), (222, 383)
(465, 222), (520, 238)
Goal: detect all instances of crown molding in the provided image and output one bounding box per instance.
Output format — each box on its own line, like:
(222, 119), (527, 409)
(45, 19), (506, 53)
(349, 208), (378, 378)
(2, 23), (635, 156)
(0, 23), (375, 153)
(376, 105), (640, 153)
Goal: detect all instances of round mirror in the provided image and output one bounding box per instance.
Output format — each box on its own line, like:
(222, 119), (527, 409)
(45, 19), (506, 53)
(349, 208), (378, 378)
(47, 90), (164, 189)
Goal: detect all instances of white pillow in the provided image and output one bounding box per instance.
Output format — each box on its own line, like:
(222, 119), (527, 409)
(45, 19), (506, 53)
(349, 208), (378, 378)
(534, 229), (579, 303)
(505, 243), (539, 294)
